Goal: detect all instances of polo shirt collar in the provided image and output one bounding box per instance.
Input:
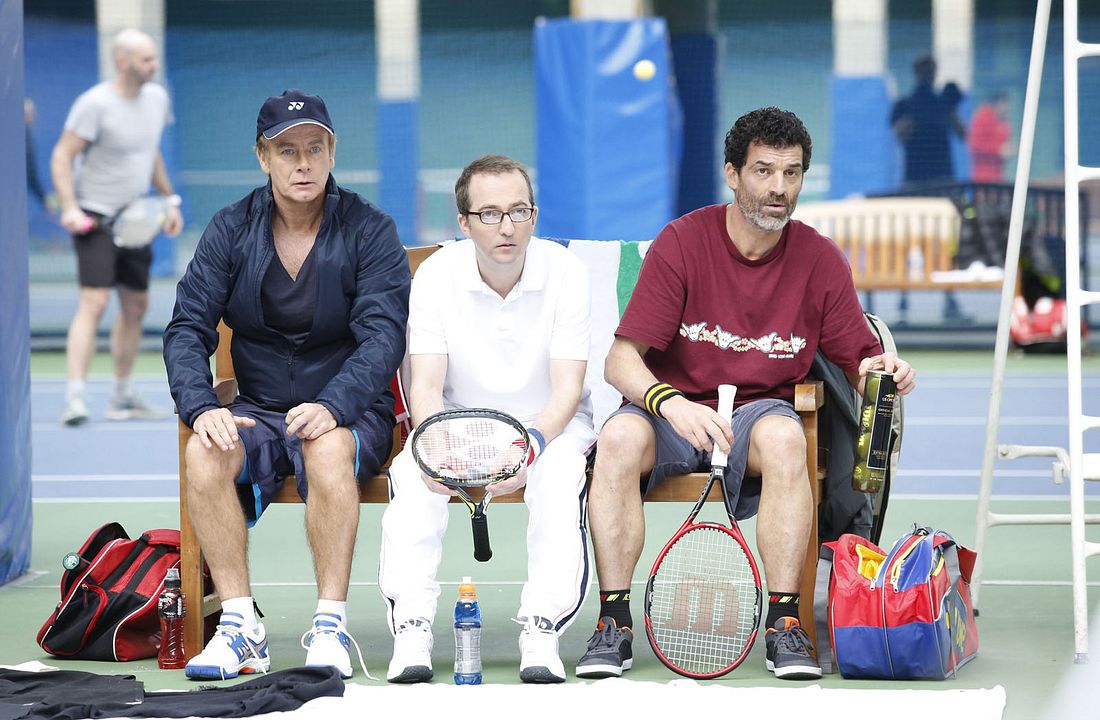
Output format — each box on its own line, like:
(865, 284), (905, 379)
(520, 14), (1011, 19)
(457, 236), (548, 296)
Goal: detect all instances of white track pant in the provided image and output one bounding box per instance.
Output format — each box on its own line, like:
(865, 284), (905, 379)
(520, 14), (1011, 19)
(378, 418), (595, 634)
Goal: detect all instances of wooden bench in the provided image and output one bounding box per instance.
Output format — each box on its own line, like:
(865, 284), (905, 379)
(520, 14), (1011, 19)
(792, 197), (1003, 291)
(178, 243), (826, 660)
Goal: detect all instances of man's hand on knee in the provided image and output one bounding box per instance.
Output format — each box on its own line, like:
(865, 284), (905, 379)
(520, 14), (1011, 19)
(285, 403), (337, 440)
(661, 397), (733, 453)
(194, 408), (256, 451)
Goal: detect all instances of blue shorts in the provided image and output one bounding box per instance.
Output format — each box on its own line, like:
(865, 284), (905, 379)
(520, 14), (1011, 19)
(229, 399), (393, 524)
(606, 399), (801, 520)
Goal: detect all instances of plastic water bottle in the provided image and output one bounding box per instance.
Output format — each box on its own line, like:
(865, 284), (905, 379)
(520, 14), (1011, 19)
(453, 576), (483, 685)
(907, 245), (925, 282)
(157, 567), (187, 669)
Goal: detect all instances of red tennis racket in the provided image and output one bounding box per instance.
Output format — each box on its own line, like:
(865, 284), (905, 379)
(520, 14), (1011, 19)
(644, 383), (763, 679)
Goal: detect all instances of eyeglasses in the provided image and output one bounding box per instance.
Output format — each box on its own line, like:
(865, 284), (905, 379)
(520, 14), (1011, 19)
(466, 207), (534, 225)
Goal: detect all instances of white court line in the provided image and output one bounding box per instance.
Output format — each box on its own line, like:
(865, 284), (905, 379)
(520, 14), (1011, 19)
(27, 469), (1070, 485)
(32, 497), (179, 504)
(33, 474), (177, 483)
(33, 422), (174, 432)
(897, 469), (1067, 478)
(911, 376), (1100, 388)
(906, 416), (1070, 426)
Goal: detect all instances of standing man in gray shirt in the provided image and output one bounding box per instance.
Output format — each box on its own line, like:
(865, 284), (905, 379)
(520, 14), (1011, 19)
(51, 28), (183, 426)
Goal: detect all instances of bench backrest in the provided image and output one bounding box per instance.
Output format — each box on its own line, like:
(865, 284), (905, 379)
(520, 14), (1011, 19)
(792, 197), (961, 288)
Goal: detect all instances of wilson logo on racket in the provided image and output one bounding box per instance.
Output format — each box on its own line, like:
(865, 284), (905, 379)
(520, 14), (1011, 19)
(663, 577), (742, 636)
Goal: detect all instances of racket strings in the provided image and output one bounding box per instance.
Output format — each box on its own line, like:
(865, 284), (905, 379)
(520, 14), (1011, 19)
(415, 418), (526, 485)
(648, 526), (759, 676)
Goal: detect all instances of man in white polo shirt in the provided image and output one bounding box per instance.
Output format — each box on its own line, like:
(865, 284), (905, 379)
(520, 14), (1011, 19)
(378, 155), (595, 684)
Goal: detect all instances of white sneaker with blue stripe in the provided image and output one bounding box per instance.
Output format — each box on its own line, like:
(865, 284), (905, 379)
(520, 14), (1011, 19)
(184, 613), (270, 680)
(302, 612), (366, 679)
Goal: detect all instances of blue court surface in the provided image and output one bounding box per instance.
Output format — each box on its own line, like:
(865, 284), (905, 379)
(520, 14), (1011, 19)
(28, 363), (1100, 502)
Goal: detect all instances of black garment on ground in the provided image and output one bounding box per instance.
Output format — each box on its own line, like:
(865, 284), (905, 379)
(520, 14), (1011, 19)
(0, 666), (343, 720)
(0, 671), (142, 720)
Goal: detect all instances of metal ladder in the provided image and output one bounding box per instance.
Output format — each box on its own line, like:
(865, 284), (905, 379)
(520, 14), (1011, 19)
(971, 0), (1100, 662)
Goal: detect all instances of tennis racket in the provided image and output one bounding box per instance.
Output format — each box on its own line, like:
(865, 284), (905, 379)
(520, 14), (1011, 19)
(644, 383), (763, 679)
(410, 408), (529, 562)
(76, 196), (172, 247)
(109, 196), (172, 248)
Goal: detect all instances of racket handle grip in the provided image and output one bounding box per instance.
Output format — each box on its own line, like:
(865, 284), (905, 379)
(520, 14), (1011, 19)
(711, 384), (737, 467)
(471, 513), (493, 562)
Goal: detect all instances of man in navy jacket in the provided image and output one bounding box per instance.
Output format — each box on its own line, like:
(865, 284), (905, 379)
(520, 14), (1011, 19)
(164, 89), (410, 680)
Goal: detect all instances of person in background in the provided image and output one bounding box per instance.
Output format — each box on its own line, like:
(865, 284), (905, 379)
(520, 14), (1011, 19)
(890, 54), (969, 324)
(969, 92), (1013, 183)
(50, 28), (183, 426)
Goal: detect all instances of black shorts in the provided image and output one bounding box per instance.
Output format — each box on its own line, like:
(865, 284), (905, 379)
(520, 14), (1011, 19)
(607, 398), (802, 520)
(229, 399), (394, 525)
(72, 210), (153, 290)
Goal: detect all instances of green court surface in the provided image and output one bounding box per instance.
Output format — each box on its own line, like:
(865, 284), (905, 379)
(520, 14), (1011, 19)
(2, 497), (1097, 719)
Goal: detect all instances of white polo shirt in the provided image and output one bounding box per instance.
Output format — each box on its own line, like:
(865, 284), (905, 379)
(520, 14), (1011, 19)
(408, 237), (593, 427)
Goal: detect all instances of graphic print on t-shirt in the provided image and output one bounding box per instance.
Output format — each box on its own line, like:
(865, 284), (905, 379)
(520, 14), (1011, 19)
(679, 321), (807, 359)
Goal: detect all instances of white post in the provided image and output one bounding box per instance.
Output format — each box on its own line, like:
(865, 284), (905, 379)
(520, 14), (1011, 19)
(571, 0), (646, 18)
(375, 0), (421, 244)
(932, 0), (973, 91)
(971, 0), (1051, 612)
(95, 0), (166, 83)
(833, 0), (886, 76)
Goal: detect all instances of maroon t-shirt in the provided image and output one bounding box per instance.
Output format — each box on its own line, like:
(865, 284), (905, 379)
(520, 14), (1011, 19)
(617, 204), (882, 409)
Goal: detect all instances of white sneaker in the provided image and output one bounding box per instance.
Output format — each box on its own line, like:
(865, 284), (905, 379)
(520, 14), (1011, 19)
(105, 393), (163, 421)
(184, 613), (270, 680)
(387, 618), (434, 683)
(518, 616), (565, 683)
(60, 397), (89, 427)
(301, 612), (363, 679)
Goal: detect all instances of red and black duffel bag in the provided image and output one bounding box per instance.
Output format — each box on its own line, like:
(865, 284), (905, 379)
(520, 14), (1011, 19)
(37, 523), (194, 661)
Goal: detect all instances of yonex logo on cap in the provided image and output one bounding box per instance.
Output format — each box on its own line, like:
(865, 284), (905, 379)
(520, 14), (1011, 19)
(257, 89), (334, 140)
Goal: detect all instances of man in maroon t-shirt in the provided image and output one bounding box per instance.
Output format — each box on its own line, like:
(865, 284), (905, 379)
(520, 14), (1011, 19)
(575, 107), (916, 681)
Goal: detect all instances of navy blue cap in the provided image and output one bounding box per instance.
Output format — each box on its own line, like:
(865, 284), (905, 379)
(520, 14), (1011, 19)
(256, 88), (334, 141)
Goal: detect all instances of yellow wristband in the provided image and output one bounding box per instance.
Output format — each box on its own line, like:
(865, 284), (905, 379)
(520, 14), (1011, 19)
(644, 382), (684, 418)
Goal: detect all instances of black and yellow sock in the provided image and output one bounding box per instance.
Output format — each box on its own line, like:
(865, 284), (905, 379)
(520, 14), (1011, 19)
(599, 589), (632, 629)
(766, 592), (800, 628)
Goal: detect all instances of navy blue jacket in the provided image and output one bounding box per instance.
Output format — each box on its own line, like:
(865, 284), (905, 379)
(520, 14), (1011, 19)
(164, 176), (410, 428)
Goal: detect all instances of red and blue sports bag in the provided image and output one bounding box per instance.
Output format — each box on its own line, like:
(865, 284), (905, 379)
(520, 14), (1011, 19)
(826, 526), (979, 679)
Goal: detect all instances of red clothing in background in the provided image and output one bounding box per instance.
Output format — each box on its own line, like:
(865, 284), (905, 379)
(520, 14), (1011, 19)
(969, 103), (1011, 182)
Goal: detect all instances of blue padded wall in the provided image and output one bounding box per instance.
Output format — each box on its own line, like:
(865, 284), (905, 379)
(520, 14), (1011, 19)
(829, 74), (896, 199)
(535, 18), (681, 241)
(0, 0), (33, 585)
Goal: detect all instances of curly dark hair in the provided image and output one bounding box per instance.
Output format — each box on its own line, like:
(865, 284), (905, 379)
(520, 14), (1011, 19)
(723, 107), (812, 172)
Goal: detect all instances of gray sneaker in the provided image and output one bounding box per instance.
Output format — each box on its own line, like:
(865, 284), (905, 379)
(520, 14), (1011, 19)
(105, 393), (163, 421)
(60, 397), (89, 427)
(765, 617), (822, 680)
(575, 616), (633, 679)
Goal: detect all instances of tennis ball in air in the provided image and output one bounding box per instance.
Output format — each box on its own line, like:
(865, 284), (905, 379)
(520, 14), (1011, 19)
(633, 59), (656, 81)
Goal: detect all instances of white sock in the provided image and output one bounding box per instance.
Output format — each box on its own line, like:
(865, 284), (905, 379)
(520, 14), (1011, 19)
(220, 596), (258, 632)
(315, 599), (347, 626)
(113, 376), (132, 401)
(66, 380), (86, 403)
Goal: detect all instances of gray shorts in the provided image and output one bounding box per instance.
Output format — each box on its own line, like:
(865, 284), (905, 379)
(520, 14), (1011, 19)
(606, 398), (801, 520)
